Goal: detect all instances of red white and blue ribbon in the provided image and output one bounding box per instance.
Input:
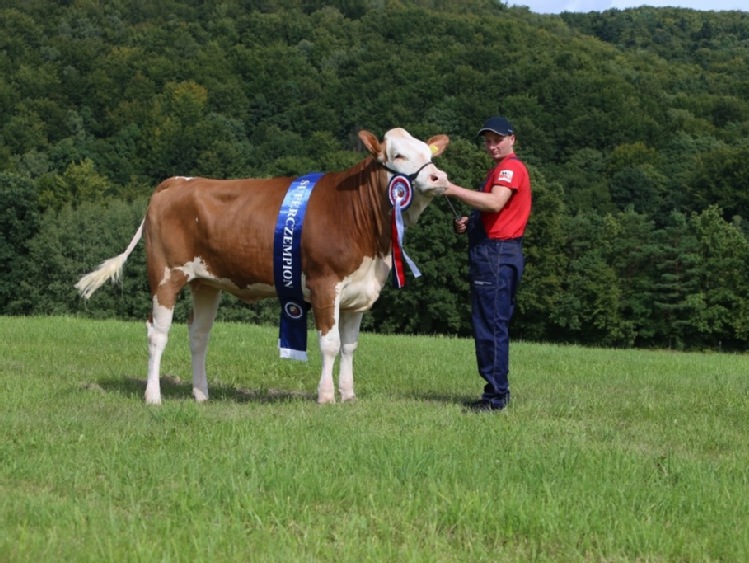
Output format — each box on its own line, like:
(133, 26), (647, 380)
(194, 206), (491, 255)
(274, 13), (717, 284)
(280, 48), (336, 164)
(388, 174), (421, 288)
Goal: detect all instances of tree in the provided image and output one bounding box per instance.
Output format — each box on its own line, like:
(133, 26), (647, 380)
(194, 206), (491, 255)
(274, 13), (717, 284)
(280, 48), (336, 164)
(689, 205), (749, 349)
(0, 172), (40, 313)
(144, 81), (210, 177)
(548, 213), (629, 346)
(606, 209), (660, 346)
(690, 145), (749, 222)
(515, 167), (567, 342)
(23, 199), (150, 318)
(651, 211), (701, 349)
(38, 157), (110, 211)
(558, 148), (612, 216)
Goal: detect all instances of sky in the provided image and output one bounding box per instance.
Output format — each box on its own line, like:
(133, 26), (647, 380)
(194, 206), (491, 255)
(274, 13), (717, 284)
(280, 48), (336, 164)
(506, 0), (747, 14)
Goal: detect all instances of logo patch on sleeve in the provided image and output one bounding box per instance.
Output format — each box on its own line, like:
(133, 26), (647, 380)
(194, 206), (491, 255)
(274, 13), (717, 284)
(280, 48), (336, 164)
(498, 169), (514, 183)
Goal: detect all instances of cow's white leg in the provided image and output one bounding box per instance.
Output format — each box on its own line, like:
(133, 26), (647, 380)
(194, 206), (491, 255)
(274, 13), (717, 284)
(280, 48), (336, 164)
(316, 299), (341, 405)
(338, 310), (363, 402)
(145, 300), (174, 405)
(317, 327), (340, 404)
(188, 284), (221, 403)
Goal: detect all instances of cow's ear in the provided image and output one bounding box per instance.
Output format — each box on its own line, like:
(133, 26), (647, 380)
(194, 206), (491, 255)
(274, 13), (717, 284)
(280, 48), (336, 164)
(358, 130), (384, 159)
(426, 135), (450, 158)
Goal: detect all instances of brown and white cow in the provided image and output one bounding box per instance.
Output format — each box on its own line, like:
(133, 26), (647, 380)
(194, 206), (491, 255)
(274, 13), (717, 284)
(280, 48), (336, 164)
(76, 128), (449, 405)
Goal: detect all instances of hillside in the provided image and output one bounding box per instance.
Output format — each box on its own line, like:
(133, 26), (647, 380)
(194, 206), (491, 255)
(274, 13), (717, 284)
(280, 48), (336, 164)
(2, 0), (748, 349)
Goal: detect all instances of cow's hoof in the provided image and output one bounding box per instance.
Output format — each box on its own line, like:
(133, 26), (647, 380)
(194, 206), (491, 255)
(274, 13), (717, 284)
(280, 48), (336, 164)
(317, 393), (336, 405)
(193, 388), (208, 403)
(340, 393), (357, 403)
(144, 393), (162, 406)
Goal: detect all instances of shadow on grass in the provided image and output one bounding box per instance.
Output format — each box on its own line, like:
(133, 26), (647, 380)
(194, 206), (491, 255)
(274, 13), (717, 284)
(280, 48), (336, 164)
(95, 374), (317, 404)
(402, 392), (471, 406)
(89, 375), (469, 406)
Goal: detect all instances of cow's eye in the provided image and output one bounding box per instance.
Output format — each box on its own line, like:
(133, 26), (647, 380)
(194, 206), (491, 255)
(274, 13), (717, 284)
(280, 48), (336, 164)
(394, 154), (405, 160)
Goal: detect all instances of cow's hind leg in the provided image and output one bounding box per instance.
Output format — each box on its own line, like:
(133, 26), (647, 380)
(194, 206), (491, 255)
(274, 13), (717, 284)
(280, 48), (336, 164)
(146, 299), (175, 405)
(188, 283), (221, 402)
(145, 269), (187, 405)
(338, 310), (363, 402)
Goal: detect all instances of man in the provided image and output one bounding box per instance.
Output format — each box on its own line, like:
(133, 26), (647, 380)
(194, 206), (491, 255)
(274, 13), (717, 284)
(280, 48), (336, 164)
(444, 116), (532, 412)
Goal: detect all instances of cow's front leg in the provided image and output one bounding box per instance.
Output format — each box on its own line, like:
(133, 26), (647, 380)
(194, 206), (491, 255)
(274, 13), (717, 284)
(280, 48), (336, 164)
(338, 310), (363, 402)
(317, 324), (339, 404)
(309, 285), (342, 404)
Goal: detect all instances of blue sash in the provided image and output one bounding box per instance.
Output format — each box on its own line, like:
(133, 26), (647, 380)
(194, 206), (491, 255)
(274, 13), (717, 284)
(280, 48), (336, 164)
(273, 172), (322, 360)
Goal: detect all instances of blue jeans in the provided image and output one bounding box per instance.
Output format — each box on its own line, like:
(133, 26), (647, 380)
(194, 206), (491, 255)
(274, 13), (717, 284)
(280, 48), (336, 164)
(469, 238), (524, 407)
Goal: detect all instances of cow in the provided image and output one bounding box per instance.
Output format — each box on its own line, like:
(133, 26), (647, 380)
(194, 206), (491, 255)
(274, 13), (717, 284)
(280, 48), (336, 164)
(75, 128), (450, 405)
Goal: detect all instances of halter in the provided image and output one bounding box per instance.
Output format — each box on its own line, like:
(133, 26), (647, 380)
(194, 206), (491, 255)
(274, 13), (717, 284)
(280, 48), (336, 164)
(380, 160), (432, 183)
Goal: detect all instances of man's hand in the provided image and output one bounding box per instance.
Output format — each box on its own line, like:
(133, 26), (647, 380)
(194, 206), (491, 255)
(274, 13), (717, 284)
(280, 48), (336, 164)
(453, 216), (468, 234)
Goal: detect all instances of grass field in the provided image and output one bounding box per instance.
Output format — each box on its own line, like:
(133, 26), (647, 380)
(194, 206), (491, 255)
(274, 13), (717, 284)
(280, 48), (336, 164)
(1, 316), (748, 562)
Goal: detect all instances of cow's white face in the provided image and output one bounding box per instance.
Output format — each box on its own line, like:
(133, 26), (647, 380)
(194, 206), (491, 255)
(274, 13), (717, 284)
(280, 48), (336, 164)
(382, 128), (449, 191)
(379, 128), (450, 226)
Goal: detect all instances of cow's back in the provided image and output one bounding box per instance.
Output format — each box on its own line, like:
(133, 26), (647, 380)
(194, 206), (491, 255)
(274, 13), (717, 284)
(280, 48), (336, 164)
(145, 176), (293, 293)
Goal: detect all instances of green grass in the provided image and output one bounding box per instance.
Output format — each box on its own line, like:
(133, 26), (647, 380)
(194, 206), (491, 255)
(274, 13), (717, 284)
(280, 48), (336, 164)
(1, 316), (748, 562)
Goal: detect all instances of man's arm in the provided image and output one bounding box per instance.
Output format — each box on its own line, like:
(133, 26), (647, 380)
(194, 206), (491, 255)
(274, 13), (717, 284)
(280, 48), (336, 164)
(444, 181), (513, 213)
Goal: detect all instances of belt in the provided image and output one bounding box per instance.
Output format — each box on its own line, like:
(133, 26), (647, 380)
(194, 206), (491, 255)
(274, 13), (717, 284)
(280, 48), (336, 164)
(478, 236), (523, 244)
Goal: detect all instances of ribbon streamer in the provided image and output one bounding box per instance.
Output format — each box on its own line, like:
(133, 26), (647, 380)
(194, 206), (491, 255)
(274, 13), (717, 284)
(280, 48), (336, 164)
(389, 175), (421, 288)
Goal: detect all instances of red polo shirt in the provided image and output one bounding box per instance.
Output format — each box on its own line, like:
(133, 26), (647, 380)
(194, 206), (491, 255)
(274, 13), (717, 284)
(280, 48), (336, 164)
(480, 154), (531, 240)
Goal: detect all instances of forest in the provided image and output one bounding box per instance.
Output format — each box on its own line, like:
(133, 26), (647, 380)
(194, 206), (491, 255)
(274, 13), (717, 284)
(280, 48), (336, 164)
(2, 0), (749, 350)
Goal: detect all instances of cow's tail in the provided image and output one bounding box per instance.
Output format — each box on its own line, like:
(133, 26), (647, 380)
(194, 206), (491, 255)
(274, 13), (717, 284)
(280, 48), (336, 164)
(75, 220), (145, 299)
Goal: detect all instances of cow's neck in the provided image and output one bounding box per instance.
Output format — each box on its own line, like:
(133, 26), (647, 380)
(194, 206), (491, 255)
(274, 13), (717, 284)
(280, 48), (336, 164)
(331, 156), (393, 258)
(330, 157), (431, 259)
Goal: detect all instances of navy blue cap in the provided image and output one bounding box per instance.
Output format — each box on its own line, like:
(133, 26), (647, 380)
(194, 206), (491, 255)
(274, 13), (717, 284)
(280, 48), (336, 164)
(478, 116), (514, 137)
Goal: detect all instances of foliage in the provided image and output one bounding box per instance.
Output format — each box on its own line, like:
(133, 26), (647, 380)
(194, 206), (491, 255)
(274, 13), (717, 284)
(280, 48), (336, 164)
(2, 1), (749, 349)
(0, 172), (40, 313)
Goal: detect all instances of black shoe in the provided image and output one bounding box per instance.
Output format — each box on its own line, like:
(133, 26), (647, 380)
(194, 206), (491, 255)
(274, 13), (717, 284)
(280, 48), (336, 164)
(463, 398), (507, 412)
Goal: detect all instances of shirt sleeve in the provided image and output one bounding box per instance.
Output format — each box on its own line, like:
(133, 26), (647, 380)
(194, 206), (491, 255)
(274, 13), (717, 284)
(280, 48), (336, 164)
(491, 160), (522, 191)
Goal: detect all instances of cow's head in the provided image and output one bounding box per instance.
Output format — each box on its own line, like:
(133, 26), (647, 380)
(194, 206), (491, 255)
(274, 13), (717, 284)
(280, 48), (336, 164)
(359, 128), (450, 226)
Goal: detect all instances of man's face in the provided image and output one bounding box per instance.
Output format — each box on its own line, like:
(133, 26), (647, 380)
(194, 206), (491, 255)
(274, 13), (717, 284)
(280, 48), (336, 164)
(482, 132), (515, 161)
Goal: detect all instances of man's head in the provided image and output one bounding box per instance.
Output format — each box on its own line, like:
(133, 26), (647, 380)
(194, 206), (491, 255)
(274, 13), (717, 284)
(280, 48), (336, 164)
(478, 116), (516, 161)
